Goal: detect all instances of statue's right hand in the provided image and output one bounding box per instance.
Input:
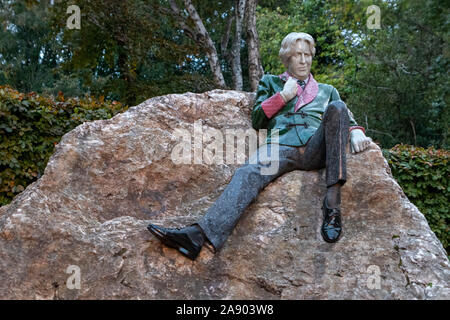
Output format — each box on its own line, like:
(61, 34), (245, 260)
(280, 77), (298, 102)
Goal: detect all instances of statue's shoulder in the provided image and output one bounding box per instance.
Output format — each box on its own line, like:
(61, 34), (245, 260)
(260, 73), (283, 83)
(317, 82), (338, 95)
(260, 73), (284, 89)
(317, 82), (335, 90)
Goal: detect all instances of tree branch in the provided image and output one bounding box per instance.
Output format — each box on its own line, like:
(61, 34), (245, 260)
(161, 0), (226, 87)
(165, 0), (196, 40)
(220, 11), (235, 56)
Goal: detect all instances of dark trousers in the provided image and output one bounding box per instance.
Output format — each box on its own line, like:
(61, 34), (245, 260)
(197, 101), (350, 252)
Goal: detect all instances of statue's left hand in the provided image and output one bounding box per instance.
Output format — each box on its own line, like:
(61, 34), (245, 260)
(350, 129), (372, 153)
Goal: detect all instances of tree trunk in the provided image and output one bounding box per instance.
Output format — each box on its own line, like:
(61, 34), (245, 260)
(180, 0), (226, 88)
(230, 0), (245, 91)
(245, 0), (264, 91)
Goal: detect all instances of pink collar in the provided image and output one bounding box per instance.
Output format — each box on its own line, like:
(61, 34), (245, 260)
(279, 71), (319, 111)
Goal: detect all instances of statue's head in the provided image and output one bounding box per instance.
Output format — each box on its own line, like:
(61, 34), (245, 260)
(279, 32), (315, 80)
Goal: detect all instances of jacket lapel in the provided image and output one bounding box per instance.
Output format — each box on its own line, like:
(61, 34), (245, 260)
(278, 71), (319, 112)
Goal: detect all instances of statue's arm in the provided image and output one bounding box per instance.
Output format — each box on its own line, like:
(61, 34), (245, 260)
(251, 75), (279, 130)
(331, 87), (372, 152)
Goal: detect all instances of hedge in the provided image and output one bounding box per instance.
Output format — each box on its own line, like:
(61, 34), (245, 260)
(383, 145), (449, 256)
(0, 86), (128, 205)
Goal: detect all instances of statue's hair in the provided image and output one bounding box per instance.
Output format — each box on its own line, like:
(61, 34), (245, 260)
(279, 32), (316, 68)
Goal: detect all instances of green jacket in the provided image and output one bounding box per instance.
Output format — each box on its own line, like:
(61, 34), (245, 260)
(251, 73), (358, 146)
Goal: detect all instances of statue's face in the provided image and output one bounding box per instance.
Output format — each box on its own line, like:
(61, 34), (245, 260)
(287, 40), (312, 80)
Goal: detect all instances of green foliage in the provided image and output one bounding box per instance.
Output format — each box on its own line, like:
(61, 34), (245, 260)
(345, 0), (450, 149)
(0, 0), (58, 93)
(0, 0), (217, 106)
(383, 144), (449, 255)
(0, 86), (128, 206)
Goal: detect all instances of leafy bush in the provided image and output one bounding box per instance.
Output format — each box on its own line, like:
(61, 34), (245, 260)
(0, 86), (128, 205)
(383, 144), (449, 255)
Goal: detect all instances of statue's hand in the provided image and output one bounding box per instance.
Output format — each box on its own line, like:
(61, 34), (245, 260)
(280, 77), (298, 102)
(350, 129), (372, 153)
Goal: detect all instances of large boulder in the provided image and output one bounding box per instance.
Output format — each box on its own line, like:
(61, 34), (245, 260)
(0, 90), (448, 299)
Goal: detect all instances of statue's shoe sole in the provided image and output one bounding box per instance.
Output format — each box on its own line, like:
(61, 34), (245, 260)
(147, 224), (200, 260)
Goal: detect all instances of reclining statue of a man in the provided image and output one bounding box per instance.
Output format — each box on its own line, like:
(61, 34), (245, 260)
(148, 32), (372, 260)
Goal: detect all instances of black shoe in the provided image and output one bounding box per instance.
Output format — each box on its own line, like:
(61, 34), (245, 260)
(147, 224), (205, 260)
(320, 197), (342, 243)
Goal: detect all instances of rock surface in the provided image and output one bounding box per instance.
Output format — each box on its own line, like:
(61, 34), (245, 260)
(0, 89), (449, 300)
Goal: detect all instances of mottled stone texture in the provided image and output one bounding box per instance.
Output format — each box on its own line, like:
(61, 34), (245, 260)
(0, 90), (448, 299)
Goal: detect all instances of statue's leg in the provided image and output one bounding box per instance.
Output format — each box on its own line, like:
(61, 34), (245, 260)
(197, 144), (301, 252)
(298, 101), (350, 206)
